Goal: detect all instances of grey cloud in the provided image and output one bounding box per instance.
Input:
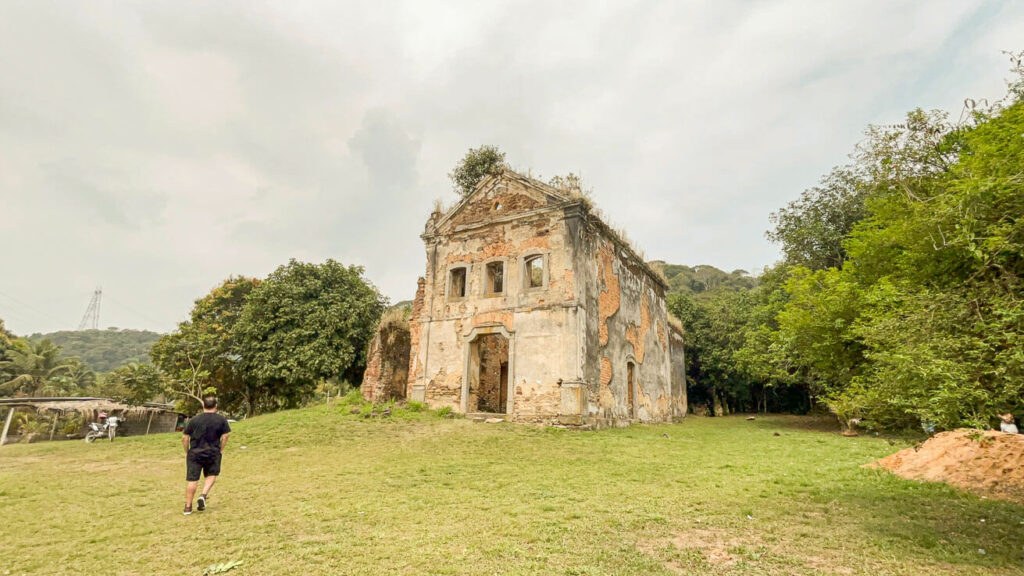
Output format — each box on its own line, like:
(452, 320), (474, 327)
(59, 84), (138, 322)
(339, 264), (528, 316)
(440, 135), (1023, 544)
(0, 0), (1020, 334)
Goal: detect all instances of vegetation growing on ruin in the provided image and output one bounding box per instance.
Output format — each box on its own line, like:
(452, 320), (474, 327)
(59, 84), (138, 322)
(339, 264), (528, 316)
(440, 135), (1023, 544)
(2, 403), (1021, 575)
(449, 145), (507, 197)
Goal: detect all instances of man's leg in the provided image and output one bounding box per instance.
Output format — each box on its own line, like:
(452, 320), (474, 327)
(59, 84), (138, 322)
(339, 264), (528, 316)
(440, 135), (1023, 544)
(185, 480), (200, 506)
(201, 474), (217, 497)
(184, 455), (202, 513)
(201, 453), (222, 499)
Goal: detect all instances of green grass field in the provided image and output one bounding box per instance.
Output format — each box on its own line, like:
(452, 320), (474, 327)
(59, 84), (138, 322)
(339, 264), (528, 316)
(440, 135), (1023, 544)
(2, 398), (1022, 576)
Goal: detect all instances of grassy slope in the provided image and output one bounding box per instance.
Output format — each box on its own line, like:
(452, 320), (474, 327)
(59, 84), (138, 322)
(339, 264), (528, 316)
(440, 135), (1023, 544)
(2, 401), (1022, 576)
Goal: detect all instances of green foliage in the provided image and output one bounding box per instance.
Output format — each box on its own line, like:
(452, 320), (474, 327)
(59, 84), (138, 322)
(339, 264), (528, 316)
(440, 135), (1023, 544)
(27, 329), (162, 373)
(46, 358), (96, 396)
(233, 259), (387, 411)
(448, 145), (506, 197)
(152, 263), (386, 417)
(0, 317), (13, 351)
(746, 56), (1024, 431)
(151, 276), (260, 415)
(88, 363), (170, 405)
(652, 262), (757, 297)
(0, 339), (78, 397)
(767, 167), (870, 270)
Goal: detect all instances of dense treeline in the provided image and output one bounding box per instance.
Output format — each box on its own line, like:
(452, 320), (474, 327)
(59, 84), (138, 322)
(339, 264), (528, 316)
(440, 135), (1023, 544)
(672, 56), (1024, 431)
(27, 328), (162, 372)
(1, 259), (387, 418)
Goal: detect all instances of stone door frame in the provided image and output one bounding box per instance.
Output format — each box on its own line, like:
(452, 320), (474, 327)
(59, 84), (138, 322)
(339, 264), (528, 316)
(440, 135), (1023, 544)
(461, 324), (516, 415)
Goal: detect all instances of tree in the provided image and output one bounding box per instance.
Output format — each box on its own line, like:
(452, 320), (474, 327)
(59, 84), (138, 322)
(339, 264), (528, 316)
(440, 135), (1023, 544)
(668, 291), (757, 414)
(0, 339), (77, 397)
(767, 167), (869, 270)
(449, 145), (506, 197)
(233, 259), (387, 410)
(750, 55), (1024, 430)
(232, 258), (387, 409)
(89, 363), (169, 405)
(46, 358), (96, 396)
(0, 317), (12, 350)
(151, 276), (259, 414)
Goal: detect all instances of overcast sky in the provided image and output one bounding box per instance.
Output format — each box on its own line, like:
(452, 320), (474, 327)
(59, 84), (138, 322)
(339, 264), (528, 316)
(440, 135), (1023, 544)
(0, 1), (1021, 335)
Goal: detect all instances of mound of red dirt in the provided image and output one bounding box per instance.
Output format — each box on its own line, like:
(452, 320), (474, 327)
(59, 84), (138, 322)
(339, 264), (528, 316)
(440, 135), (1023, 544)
(872, 429), (1024, 503)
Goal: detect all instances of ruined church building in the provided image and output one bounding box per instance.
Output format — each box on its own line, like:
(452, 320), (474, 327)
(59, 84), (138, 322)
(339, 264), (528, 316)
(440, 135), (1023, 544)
(364, 168), (687, 427)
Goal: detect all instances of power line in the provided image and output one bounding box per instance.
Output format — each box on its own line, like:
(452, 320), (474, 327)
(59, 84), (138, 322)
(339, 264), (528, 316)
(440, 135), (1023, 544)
(0, 289), (67, 326)
(103, 293), (167, 328)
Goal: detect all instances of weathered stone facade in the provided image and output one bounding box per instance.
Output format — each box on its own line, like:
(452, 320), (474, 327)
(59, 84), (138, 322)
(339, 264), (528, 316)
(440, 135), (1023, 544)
(361, 317), (412, 403)
(405, 169), (687, 426)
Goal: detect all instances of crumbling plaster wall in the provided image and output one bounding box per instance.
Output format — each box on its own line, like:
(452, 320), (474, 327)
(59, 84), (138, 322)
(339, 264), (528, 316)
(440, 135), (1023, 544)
(407, 177), (581, 420)
(360, 320), (411, 403)
(576, 222), (673, 425)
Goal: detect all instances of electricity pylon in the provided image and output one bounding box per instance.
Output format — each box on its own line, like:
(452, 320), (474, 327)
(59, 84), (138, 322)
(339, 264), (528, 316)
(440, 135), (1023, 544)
(78, 287), (102, 330)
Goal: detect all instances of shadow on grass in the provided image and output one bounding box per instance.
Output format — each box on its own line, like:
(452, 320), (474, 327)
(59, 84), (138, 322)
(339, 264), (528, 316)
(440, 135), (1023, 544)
(826, 473), (1024, 569)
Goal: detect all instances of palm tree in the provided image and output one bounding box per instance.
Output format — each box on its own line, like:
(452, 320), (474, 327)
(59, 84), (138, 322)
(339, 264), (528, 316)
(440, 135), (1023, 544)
(44, 358), (96, 396)
(0, 339), (76, 397)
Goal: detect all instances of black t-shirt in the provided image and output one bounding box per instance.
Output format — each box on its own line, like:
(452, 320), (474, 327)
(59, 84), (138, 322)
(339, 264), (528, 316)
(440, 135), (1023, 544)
(183, 412), (231, 458)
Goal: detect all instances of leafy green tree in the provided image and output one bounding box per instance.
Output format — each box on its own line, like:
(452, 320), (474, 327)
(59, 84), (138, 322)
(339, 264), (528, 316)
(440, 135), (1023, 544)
(88, 363), (169, 405)
(752, 55), (1024, 430)
(449, 145), (506, 196)
(837, 94), (1024, 429)
(151, 276), (259, 414)
(45, 358), (96, 396)
(668, 291), (757, 414)
(0, 339), (77, 397)
(233, 259), (387, 410)
(0, 317), (12, 350)
(767, 167), (869, 270)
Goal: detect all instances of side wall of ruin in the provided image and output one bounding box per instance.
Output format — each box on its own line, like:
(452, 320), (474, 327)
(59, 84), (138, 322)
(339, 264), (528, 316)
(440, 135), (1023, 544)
(573, 221), (674, 425)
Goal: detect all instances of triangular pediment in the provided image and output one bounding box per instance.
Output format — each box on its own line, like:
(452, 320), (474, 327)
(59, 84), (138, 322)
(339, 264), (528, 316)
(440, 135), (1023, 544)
(430, 169), (576, 233)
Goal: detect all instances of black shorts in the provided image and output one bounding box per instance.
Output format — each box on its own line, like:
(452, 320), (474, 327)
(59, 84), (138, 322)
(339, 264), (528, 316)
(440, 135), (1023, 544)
(186, 452), (222, 481)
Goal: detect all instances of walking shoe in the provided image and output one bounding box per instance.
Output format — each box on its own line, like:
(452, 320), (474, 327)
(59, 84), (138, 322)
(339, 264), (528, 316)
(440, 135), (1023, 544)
(183, 506), (192, 516)
(197, 494), (206, 511)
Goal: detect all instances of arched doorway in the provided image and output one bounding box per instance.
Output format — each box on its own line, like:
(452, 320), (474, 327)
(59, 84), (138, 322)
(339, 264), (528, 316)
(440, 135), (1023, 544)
(461, 326), (514, 414)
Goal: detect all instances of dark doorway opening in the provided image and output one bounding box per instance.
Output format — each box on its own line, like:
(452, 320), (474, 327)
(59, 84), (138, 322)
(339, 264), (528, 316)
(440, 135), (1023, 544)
(471, 334), (510, 413)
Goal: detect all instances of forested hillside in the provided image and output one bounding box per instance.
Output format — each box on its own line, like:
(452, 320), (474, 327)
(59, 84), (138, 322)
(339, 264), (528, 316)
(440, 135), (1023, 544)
(650, 261), (758, 296)
(27, 329), (162, 372)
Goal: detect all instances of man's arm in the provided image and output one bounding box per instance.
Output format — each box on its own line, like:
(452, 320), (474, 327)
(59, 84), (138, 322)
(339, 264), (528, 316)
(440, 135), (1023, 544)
(219, 433), (230, 452)
(182, 434), (190, 454)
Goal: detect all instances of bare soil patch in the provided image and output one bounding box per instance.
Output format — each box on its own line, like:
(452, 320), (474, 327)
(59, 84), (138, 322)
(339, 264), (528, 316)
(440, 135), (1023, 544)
(638, 526), (855, 575)
(871, 429), (1024, 503)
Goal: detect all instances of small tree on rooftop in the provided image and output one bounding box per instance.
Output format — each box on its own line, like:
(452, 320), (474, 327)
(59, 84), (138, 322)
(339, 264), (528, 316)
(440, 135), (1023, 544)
(449, 145), (506, 197)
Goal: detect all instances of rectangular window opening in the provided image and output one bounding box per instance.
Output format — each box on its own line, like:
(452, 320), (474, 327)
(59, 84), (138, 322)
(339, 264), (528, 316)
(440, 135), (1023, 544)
(449, 267), (467, 298)
(525, 255), (544, 288)
(486, 261), (504, 295)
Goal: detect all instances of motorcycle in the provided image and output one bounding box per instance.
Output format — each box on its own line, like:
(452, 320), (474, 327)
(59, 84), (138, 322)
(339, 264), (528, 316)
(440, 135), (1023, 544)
(85, 413), (121, 443)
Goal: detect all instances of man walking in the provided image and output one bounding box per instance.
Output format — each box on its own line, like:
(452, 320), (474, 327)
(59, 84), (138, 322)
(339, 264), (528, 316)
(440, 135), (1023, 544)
(182, 396), (231, 515)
